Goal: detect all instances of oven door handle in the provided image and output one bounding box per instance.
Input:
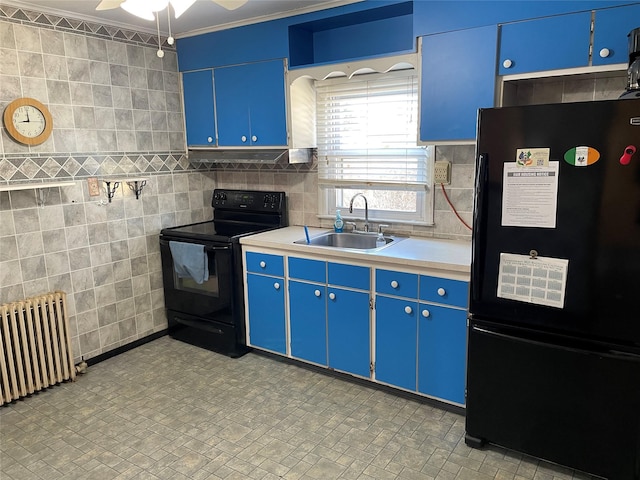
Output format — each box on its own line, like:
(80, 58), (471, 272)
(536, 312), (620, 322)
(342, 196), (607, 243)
(160, 239), (230, 252)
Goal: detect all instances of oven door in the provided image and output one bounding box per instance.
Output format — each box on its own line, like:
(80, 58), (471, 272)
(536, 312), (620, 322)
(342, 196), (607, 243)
(160, 238), (234, 323)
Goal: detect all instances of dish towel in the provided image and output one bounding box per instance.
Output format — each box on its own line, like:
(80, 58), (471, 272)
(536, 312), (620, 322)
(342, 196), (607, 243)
(169, 241), (209, 284)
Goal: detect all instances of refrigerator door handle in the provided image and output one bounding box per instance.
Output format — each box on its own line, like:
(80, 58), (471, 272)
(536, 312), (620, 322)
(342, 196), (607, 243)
(471, 153), (489, 301)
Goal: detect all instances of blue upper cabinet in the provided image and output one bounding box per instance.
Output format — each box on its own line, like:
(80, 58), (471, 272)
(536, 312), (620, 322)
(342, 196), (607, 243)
(420, 25), (498, 142)
(214, 59), (288, 147)
(498, 12), (592, 75)
(182, 70), (216, 146)
(593, 4), (640, 66)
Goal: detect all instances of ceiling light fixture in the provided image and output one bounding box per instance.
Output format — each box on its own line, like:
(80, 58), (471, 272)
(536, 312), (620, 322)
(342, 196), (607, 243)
(120, 0), (196, 21)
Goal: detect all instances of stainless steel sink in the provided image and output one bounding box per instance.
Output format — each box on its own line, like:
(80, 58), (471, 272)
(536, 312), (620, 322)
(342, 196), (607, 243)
(294, 232), (404, 250)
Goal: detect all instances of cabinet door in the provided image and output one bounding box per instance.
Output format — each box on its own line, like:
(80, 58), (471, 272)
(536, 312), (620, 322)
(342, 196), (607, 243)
(183, 70), (216, 146)
(246, 59), (288, 146)
(327, 287), (370, 377)
(246, 273), (286, 354)
(418, 303), (467, 404)
(420, 25), (498, 142)
(289, 280), (327, 365)
(214, 64), (251, 146)
(375, 295), (417, 391)
(593, 4), (640, 66)
(498, 12), (592, 75)
(214, 60), (287, 147)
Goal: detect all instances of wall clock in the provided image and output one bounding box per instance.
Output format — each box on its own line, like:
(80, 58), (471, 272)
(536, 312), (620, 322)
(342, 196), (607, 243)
(3, 97), (53, 146)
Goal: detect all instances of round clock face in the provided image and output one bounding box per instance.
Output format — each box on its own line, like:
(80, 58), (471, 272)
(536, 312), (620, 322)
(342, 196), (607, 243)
(12, 105), (46, 138)
(3, 98), (53, 146)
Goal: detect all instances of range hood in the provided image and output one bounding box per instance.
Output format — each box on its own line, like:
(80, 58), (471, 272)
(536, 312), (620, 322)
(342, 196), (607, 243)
(187, 147), (314, 165)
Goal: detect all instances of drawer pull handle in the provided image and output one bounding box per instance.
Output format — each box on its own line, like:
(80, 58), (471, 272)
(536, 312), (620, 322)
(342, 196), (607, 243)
(422, 309), (430, 318)
(314, 289), (321, 297)
(251, 135), (257, 142)
(390, 280), (399, 289)
(404, 306), (412, 315)
(259, 261), (266, 268)
(329, 292), (336, 300)
(274, 282), (280, 290)
(437, 287), (446, 297)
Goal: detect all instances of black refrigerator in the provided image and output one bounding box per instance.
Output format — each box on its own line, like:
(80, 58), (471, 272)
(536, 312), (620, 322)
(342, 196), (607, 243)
(466, 98), (640, 480)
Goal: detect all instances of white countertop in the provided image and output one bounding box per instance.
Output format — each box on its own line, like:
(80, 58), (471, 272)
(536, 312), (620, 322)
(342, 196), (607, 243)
(240, 226), (472, 276)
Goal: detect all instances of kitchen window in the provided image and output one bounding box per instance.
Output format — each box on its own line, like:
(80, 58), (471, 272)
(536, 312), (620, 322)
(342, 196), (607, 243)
(316, 69), (433, 225)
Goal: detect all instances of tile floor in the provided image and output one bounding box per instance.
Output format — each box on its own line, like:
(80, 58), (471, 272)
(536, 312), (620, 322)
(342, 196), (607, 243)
(1, 336), (597, 480)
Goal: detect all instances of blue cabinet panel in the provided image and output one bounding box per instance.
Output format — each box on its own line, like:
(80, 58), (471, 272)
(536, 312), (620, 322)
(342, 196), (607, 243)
(593, 4), (640, 66)
(288, 257), (326, 283)
(327, 287), (370, 377)
(498, 12), (592, 75)
(182, 70), (215, 146)
(413, 1), (632, 37)
(420, 25), (498, 142)
(247, 273), (286, 354)
(418, 303), (467, 404)
(245, 252), (284, 276)
(289, 281), (327, 365)
(375, 296), (417, 391)
(328, 263), (370, 290)
(214, 60), (287, 147)
(375, 269), (418, 298)
(419, 275), (469, 308)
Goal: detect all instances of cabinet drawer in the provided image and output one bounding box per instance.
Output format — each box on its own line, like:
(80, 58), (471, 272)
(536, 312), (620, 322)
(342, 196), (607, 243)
(288, 257), (326, 283)
(328, 262), (370, 290)
(419, 275), (468, 308)
(245, 252), (284, 276)
(376, 269), (418, 298)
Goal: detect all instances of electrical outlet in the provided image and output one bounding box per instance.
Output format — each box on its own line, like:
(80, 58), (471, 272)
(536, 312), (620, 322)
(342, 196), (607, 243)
(87, 177), (100, 197)
(434, 160), (451, 185)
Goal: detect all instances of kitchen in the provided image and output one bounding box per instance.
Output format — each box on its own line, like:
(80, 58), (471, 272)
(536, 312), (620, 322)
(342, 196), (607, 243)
(1, 0), (639, 478)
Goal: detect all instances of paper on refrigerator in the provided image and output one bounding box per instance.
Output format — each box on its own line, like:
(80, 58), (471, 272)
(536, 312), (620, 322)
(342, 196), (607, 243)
(497, 253), (568, 308)
(502, 161), (559, 228)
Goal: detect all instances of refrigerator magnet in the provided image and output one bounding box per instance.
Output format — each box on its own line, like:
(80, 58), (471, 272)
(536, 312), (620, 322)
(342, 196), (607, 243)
(564, 146), (600, 166)
(516, 148), (550, 167)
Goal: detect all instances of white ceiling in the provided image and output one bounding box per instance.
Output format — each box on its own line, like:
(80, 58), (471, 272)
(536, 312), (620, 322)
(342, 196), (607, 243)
(4, 0), (362, 38)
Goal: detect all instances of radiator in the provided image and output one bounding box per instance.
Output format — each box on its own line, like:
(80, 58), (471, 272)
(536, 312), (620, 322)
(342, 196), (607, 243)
(0, 291), (76, 405)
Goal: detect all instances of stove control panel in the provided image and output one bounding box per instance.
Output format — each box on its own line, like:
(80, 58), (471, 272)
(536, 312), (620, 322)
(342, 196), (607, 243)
(212, 189), (286, 213)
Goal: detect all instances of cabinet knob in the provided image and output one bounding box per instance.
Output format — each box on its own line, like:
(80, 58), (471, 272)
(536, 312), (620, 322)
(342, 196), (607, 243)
(259, 261), (266, 268)
(314, 289), (321, 297)
(390, 280), (399, 289)
(502, 59), (513, 69)
(273, 282), (280, 290)
(251, 135), (257, 142)
(241, 135), (247, 143)
(437, 287), (446, 297)
(207, 136), (213, 143)
(599, 48), (610, 58)
(422, 309), (430, 318)
(329, 292), (336, 300)
(404, 306), (413, 315)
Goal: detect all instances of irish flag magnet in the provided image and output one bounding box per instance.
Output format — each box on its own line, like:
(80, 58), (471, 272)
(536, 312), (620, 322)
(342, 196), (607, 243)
(564, 146), (600, 166)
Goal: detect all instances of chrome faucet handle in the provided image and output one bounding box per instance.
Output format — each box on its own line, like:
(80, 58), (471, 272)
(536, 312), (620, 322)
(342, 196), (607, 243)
(377, 224), (389, 235)
(345, 221), (357, 232)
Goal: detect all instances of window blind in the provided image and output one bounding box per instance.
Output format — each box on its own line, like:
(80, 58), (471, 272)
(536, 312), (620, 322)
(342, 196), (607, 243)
(316, 71), (428, 190)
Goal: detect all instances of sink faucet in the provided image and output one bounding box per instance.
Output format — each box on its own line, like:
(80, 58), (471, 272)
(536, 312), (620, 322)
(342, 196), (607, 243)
(349, 193), (369, 232)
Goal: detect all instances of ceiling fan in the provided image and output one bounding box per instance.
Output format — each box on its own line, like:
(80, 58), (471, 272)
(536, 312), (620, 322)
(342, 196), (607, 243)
(96, 0), (249, 20)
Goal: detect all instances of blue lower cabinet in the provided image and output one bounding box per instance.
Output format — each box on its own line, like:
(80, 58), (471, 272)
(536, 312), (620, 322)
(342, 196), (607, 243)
(375, 296), (418, 391)
(327, 287), (370, 377)
(246, 273), (286, 354)
(289, 280), (327, 365)
(418, 303), (467, 404)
